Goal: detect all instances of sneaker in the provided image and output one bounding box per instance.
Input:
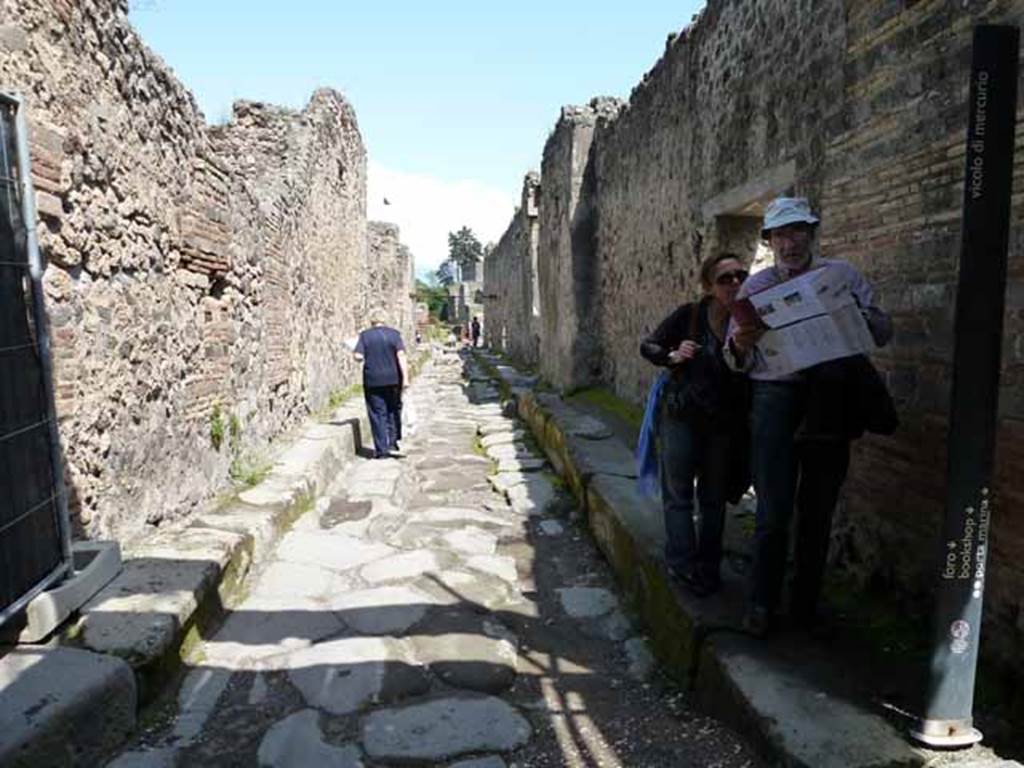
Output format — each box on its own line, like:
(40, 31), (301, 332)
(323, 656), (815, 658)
(669, 566), (712, 598)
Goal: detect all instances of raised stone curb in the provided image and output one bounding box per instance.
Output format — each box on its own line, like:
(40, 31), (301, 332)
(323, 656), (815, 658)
(474, 352), (1017, 768)
(0, 646), (137, 768)
(64, 402), (372, 707)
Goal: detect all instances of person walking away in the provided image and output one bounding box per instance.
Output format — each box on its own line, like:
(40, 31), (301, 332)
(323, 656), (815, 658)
(725, 197), (893, 635)
(353, 309), (409, 459)
(640, 253), (752, 596)
(471, 316), (482, 348)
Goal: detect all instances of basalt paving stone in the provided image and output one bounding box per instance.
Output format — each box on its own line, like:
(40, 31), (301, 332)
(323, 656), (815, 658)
(320, 498), (373, 527)
(495, 457), (547, 473)
(441, 526), (499, 556)
(485, 442), (537, 461)
(506, 477), (558, 516)
(286, 636), (429, 716)
(487, 472), (528, 495)
(330, 585), (436, 635)
(276, 531), (396, 573)
(257, 710), (364, 768)
(414, 569), (524, 614)
(360, 694), (532, 763)
(465, 554), (520, 584)
(410, 506), (516, 529)
(480, 430), (525, 449)
(421, 470), (491, 494)
(449, 757), (507, 768)
(556, 587), (619, 619)
(411, 632), (518, 694)
(359, 550), (452, 585)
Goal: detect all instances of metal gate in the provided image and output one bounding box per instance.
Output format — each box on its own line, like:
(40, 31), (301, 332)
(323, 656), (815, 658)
(0, 92), (72, 628)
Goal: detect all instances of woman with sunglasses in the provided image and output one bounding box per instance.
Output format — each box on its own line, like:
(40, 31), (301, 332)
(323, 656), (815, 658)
(640, 253), (751, 596)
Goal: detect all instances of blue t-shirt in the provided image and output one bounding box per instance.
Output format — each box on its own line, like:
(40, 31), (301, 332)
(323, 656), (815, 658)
(355, 326), (405, 388)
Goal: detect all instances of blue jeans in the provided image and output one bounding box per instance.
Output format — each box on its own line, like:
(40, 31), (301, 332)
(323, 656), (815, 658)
(749, 381), (850, 617)
(364, 385), (402, 457)
(658, 413), (732, 582)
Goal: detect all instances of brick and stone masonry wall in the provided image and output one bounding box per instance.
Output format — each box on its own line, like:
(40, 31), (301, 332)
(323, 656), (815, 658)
(367, 221), (416, 343)
(0, 0), (413, 542)
(484, 173), (540, 366)
(487, 0), (1024, 670)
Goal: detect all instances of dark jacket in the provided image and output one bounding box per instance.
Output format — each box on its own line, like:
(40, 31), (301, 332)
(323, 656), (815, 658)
(640, 298), (751, 503)
(797, 355), (899, 441)
(640, 298), (749, 430)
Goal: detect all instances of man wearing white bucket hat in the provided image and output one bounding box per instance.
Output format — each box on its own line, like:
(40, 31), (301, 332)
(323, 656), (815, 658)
(725, 196), (893, 635)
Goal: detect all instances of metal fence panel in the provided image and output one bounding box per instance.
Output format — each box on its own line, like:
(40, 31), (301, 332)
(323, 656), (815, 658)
(0, 94), (70, 626)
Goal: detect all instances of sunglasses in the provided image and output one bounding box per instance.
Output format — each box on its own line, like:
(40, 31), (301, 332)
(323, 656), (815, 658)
(714, 269), (748, 286)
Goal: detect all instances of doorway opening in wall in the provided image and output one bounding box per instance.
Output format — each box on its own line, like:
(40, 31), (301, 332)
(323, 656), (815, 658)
(702, 159), (796, 273)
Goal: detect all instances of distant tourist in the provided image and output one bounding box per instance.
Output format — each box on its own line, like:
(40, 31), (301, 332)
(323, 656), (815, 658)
(471, 316), (482, 348)
(353, 308), (409, 459)
(725, 197), (893, 636)
(639, 253), (752, 597)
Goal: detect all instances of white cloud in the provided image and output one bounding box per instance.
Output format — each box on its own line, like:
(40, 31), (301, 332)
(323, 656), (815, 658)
(367, 162), (517, 277)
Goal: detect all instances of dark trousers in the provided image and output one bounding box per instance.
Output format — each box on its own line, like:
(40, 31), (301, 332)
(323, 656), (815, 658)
(749, 381), (850, 617)
(659, 412), (732, 583)
(364, 385), (402, 457)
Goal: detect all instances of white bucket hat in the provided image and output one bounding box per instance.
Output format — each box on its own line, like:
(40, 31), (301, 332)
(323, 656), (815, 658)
(761, 196), (819, 238)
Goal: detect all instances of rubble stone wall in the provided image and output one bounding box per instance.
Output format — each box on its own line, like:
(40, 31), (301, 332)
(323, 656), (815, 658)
(0, 0), (411, 542)
(488, 0), (1024, 669)
(484, 173), (540, 366)
(367, 221), (415, 344)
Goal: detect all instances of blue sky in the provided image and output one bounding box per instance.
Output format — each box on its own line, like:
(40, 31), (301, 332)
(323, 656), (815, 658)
(131, 1), (706, 271)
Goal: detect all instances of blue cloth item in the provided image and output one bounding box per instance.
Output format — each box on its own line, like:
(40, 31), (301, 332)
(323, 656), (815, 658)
(636, 371), (669, 497)
(355, 326), (405, 388)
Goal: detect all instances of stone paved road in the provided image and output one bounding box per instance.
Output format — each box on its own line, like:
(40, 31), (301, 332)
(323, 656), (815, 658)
(109, 351), (763, 767)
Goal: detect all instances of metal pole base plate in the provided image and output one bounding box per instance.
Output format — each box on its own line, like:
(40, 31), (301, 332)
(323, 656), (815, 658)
(909, 720), (983, 749)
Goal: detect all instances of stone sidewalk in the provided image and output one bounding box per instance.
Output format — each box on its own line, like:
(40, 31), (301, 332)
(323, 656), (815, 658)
(477, 351), (1023, 768)
(106, 350), (763, 767)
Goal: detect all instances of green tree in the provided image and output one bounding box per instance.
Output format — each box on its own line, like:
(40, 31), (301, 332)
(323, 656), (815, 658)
(435, 260), (457, 286)
(415, 277), (450, 320)
(447, 226), (484, 280)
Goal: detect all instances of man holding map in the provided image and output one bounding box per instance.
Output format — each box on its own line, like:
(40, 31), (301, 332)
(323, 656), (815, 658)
(725, 197), (893, 635)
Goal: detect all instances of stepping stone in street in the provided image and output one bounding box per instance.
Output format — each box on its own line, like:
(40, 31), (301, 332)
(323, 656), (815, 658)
(286, 637), (429, 715)
(557, 587), (618, 619)
(258, 709), (363, 768)
(480, 430), (524, 449)
(360, 694), (531, 763)
(360, 550), (449, 585)
(331, 585), (434, 635)
(487, 472), (528, 495)
(411, 632), (518, 694)
(506, 476), (558, 516)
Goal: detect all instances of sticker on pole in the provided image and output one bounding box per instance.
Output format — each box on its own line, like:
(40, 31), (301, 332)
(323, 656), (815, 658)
(950, 620), (971, 654)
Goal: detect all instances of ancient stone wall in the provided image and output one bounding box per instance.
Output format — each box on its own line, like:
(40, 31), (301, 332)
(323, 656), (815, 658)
(489, 0), (1024, 670)
(0, 0), (412, 542)
(483, 173), (540, 366)
(366, 221), (416, 344)
(535, 102), (620, 392)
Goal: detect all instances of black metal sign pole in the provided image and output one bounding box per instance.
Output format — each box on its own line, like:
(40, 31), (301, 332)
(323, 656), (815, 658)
(911, 25), (1019, 748)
